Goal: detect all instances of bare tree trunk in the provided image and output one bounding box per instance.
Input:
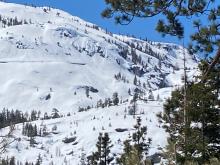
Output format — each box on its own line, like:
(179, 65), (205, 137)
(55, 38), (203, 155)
(183, 47), (188, 159)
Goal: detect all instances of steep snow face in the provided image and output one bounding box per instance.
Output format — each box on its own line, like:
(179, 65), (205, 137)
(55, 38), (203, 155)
(0, 2), (199, 164)
(0, 2), (198, 112)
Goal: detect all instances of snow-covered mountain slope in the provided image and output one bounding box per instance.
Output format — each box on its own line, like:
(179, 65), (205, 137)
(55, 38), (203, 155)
(4, 101), (168, 164)
(0, 1), (198, 112)
(0, 2), (199, 164)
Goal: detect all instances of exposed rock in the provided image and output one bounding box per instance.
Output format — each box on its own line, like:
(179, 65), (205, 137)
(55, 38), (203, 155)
(62, 137), (77, 144)
(115, 128), (128, 132)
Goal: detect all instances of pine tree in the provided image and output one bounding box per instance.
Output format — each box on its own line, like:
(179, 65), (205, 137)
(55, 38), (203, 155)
(85, 87), (90, 98)
(132, 117), (151, 162)
(133, 75), (137, 86)
(118, 145), (140, 165)
(117, 117), (151, 165)
(9, 156), (15, 165)
(87, 133), (113, 165)
(159, 59), (220, 163)
(101, 133), (113, 165)
(112, 92), (119, 106)
(51, 108), (60, 119)
(128, 88), (131, 95)
(30, 137), (36, 147)
(35, 154), (42, 165)
(22, 123), (38, 137)
(148, 90), (154, 100)
(129, 91), (138, 116)
(34, 124), (38, 136)
(31, 110), (37, 121)
(80, 148), (87, 165)
(43, 112), (49, 119)
(131, 49), (138, 64)
(88, 133), (102, 164)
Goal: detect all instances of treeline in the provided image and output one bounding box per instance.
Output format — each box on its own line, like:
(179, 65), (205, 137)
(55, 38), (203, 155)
(0, 154), (42, 165)
(0, 15), (32, 28)
(0, 108), (62, 129)
(78, 92), (121, 112)
(22, 123), (38, 137)
(0, 109), (27, 129)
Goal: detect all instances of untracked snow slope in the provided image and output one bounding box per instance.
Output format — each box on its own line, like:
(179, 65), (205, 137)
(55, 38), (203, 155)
(0, 1), (198, 112)
(0, 1), (199, 164)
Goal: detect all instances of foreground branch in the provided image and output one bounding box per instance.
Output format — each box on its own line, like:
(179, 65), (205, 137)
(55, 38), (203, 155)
(202, 49), (220, 83)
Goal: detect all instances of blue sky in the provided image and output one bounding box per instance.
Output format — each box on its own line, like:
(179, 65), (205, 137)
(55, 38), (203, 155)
(8, 0), (193, 45)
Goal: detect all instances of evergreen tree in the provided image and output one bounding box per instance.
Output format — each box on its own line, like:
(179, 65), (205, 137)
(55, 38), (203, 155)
(42, 125), (48, 136)
(87, 133), (113, 165)
(0, 109), (27, 129)
(31, 110), (37, 121)
(0, 157), (16, 165)
(148, 90), (154, 100)
(159, 59), (220, 164)
(43, 112), (49, 120)
(9, 156), (15, 165)
(87, 133), (102, 165)
(133, 75), (137, 86)
(112, 92), (119, 106)
(132, 117), (151, 162)
(117, 117), (151, 165)
(129, 91), (138, 116)
(118, 145), (140, 165)
(131, 49), (138, 64)
(128, 88), (131, 95)
(51, 108), (60, 119)
(85, 87), (90, 98)
(101, 133), (113, 165)
(30, 137), (36, 147)
(79, 148), (87, 165)
(35, 154), (42, 165)
(22, 123), (38, 137)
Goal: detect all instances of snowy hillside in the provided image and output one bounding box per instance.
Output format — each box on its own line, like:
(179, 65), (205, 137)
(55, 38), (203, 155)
(0, 1), (198, 165)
